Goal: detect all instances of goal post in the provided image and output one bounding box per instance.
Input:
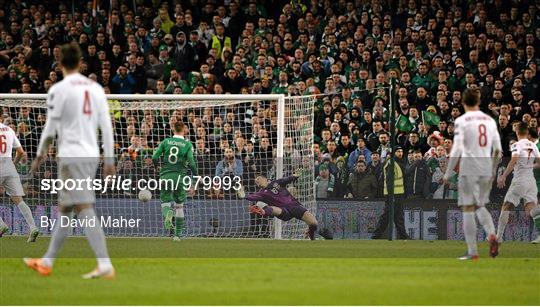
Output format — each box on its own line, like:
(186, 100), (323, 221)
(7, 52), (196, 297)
(274, 94), (285, 240)
(0, 93), (315, 239)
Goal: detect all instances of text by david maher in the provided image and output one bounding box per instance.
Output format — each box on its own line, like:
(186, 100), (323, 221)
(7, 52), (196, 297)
(41, 216), (141, 230)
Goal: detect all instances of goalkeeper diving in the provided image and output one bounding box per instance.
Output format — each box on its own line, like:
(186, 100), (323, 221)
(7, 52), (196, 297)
(246, 171), (333, 240)
(152, 120), (197, 240)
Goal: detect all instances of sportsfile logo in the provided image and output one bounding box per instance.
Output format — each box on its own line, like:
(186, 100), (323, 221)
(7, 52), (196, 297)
(39, 175), (243, 194)
(40, 175), (174, 194)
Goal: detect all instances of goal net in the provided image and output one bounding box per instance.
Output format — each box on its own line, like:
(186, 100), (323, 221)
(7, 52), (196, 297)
(0, 94), (316, 239)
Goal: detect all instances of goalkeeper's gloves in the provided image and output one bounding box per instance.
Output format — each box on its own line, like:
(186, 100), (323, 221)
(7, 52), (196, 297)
(236, 185), (246, 199)
(248, 204), (266, 216)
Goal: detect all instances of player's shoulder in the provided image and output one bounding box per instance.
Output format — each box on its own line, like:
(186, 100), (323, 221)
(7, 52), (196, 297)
(73, 74), (105, 95)
(89, 77), (105, 92)
(512, 139), (533, 150)
(471, 111), (494, 122)
(510, 141), (519, 151)
(522, 139), (533, 145)
(453, 115), (464, 129)
(484, 112), (498, 127)
(0, 123), (14, 134)
(47, 82), (61, 96)
(184, 137), (193, 145)
(64, 73), (103, 90)
(181, 138), (194, 149)
(469, 111), (498, 128)
(516, 138), (532, 146)
(524, 139), (538, 151)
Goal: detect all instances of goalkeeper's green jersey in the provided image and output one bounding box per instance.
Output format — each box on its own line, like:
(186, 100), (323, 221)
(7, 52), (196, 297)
(152, 135), (198, 176)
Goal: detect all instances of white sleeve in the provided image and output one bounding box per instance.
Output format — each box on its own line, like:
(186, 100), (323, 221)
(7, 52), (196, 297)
(11, 130), (21, 148)
(46, 86), (64, 119)
(491, 121), (502, 153)
(97, 88), (115, 165)
(36, 87), (62, 156)
(510, 143), (519, 157)
(446, 120), (463, 177)
(36, 117), (58, 157)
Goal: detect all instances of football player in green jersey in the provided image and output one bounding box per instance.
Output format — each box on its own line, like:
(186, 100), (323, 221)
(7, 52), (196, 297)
(152, 121), (198, 240)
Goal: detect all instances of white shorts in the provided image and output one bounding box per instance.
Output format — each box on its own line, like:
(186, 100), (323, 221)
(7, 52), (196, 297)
(458, 176), (493, 206)
(504, 179), (538, 206)
(0, 175), (25, 197)
(57, 160), (98, 206)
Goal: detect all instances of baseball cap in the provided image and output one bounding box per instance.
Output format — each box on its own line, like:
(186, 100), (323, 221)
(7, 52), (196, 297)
(372, 95), (385, 102)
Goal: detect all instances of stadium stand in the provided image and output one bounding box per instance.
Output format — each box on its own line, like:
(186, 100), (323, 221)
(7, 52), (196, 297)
(0, 0), (539, 204)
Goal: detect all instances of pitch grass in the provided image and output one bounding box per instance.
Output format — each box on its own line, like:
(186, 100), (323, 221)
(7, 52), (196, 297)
(1, 237), (539, 305)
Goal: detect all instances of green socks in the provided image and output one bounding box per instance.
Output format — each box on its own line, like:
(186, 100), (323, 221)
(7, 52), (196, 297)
(161, 205), (171, 217)
(161, 203), (174, 229)
(175, 217), (185, 237)
(162, 203), (186, 236)
(533, 216), (540, 234)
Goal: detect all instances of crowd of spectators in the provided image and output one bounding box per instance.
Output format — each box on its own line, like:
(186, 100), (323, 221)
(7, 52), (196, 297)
(0, 0), (539, 203)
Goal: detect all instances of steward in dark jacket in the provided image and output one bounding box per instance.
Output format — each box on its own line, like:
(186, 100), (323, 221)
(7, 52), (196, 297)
(347, 161), (378, 199)
(404, 152), (431, 198)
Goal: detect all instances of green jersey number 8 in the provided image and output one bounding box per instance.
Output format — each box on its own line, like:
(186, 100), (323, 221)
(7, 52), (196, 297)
(168, 146), (179, 164)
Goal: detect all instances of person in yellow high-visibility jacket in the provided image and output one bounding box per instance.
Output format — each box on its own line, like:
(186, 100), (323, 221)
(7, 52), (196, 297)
(208, 23), (231, 59)
(158, 8), (174, 34)
(108, 99), (122, 120)
(372, 154), (410, 240)
(288, 0), (307, 14)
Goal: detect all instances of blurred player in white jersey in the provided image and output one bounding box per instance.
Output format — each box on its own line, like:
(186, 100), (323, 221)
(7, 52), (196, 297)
(496, 122), (540, 244)
(24, 43), (116, 279)
(0, 123), (38, 241)
(444, 88), (501, 260)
